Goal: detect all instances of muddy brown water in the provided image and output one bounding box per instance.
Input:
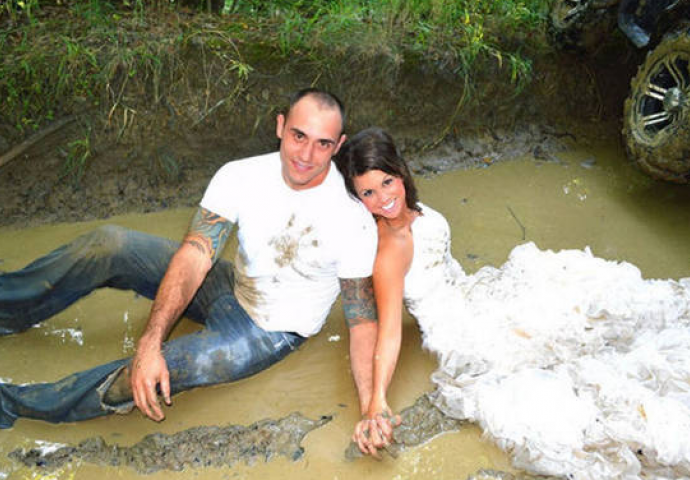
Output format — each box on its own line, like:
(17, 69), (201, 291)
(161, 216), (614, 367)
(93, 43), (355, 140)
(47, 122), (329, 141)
(1, 137), (689, 480)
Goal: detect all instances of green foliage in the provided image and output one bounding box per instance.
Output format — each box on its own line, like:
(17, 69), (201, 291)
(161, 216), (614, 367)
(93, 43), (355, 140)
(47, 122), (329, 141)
(60, 127), (93, 185)
(245, 0), (550, 86)
(3, 0), (40, 23)
(71, 0), (115, 26)
(0, 0), (552, 148)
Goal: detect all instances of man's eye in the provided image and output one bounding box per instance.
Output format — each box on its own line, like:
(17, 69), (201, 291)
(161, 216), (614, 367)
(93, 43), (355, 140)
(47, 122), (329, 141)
(319, 140), (331, 148)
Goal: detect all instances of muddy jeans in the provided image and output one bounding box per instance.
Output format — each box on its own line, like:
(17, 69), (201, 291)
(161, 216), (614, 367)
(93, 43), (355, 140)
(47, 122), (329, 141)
(0, 225), (305, 429)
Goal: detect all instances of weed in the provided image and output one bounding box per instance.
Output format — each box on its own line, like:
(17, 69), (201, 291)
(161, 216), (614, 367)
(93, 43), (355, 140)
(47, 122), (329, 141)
(60, 127), (93, 185)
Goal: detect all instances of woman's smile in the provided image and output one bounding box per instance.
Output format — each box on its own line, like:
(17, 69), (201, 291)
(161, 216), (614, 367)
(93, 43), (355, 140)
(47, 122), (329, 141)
(353, 170), (406, 220)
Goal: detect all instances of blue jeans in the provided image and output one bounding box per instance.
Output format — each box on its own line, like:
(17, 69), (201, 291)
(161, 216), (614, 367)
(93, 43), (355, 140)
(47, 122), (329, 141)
(0, 225), (305, 428)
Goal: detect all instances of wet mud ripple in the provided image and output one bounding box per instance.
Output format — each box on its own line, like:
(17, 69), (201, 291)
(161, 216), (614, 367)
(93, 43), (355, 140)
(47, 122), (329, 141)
(467, 470), (561, 480)
(9, 412), (332, 474)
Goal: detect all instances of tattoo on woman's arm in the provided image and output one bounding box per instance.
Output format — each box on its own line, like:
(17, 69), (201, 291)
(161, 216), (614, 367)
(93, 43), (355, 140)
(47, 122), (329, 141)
(340, 277), (378, 328)
(183, 208), (233, 263)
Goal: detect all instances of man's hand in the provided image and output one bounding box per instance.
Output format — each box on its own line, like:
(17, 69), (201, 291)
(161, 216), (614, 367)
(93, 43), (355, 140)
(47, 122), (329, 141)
(128, 207), (233, 422)
(352, 400), (401, 458)
(353, 417), (385, 458)
(131, 340), (171, 421)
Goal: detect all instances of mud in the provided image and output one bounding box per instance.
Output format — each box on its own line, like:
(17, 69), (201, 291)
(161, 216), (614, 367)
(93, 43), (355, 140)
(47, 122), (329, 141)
(405, 123), (570, 176)
(9, 412), (331, 474)
(0, 120), (576, 230)
(467, 470), (561, 480)
(343, 394), (561, 480)
(8, 392), (536, 479)
(3, 137), (690, 480)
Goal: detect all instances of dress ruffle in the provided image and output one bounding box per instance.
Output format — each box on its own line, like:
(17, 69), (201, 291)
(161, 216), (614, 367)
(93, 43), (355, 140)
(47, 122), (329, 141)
(405, 204), (690, 480)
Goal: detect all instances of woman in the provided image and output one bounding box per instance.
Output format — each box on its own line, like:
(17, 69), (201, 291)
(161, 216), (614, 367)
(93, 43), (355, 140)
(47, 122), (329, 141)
(336, 127), (690, 479)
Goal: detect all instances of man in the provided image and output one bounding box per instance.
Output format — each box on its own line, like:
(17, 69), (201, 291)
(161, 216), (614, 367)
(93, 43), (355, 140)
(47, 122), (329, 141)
(0, 89), (382, 447)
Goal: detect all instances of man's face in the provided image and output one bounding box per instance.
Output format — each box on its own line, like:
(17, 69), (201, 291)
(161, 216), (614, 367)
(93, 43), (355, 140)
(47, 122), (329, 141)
(276, 96), (345, 191)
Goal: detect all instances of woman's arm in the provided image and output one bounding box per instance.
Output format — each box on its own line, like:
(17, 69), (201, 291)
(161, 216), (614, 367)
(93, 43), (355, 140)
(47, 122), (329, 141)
(353, 228), (413, 456)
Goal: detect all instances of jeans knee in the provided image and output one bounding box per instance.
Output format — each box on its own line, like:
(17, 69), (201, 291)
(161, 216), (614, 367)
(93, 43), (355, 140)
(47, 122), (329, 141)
(79, 225), (129, 258)
(91, 224), (128, 241)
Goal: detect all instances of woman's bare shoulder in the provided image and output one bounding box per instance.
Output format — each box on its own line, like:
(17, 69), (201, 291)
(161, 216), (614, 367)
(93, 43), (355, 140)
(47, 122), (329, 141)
(375, 218), (415, 273)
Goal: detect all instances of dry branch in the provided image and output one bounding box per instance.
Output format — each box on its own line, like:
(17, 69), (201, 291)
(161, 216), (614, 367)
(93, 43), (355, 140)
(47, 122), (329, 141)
(0, 116), (77, 169)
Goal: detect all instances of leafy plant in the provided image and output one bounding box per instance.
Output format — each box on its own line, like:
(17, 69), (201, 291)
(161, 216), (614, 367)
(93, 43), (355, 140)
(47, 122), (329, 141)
(61, 128), (93, 185)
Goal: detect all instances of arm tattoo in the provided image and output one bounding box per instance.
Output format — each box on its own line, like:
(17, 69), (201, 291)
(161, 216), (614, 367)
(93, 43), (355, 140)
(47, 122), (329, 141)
(183, 207), (234, 263)
(340, 277), (378, 328)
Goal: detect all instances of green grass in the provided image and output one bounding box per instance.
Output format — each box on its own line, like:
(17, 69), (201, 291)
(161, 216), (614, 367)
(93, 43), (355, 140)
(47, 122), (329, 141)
(60, 125), (93, 185)
(0, 0), (552, 179)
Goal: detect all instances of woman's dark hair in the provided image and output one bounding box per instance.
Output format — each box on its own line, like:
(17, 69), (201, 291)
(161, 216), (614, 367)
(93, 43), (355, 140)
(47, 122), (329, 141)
(335, 127), (421, 212)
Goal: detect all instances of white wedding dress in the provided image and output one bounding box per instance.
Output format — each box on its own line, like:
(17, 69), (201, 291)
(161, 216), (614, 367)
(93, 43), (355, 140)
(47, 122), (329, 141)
(404, 203), (690, 480)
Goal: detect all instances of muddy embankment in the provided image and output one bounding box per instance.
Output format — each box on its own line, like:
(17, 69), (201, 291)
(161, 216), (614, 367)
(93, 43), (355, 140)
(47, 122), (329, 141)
(0, 33), (641, 229)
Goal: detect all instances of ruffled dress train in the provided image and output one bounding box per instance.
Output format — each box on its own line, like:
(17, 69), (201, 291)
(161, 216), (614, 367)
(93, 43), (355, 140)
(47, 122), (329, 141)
(405, 204), (690, 480)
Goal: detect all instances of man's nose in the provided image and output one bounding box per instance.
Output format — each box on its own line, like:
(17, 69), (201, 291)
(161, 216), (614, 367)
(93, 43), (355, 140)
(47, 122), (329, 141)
(299, 141), (315, 163)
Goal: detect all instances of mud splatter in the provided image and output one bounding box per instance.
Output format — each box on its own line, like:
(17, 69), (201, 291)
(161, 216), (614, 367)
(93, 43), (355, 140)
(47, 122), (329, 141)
(234, 272), (266, 320)
(344, 393), (464, 460)
(10, 412), (332, 474)
(466, 469), (561, 480)
(269, 215), (315, 270)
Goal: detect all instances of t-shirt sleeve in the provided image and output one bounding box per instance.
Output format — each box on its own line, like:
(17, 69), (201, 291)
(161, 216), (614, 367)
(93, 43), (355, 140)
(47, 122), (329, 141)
(199, 162), (242, 222)
(336, 207), (378, 279)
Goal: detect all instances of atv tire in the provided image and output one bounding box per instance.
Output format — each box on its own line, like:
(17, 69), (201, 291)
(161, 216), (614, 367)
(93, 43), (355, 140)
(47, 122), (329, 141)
(623, 29), (690, 183)
(547, 0), (619, 52)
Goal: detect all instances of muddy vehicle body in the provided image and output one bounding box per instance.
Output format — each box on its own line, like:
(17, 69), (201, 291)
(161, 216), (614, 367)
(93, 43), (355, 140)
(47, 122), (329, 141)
(549, 0), (690, 183)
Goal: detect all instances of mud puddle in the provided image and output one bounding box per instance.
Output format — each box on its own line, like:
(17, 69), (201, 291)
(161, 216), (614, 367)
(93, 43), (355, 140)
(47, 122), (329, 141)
(1, 134), (689, 480)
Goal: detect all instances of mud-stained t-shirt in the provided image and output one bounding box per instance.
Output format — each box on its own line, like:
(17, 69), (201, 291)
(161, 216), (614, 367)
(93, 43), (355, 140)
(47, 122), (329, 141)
(200, 151), (377, 337)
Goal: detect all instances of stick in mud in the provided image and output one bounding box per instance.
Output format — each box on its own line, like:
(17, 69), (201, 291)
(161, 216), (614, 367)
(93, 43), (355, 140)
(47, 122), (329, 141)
(0, 115), (77, 169)
(507, 205), (526, 241)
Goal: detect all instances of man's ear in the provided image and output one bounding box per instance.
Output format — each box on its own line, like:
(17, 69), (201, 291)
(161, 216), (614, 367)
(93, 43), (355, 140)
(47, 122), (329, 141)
(333, 134), (347, 155)
(276, 114), (285, 139)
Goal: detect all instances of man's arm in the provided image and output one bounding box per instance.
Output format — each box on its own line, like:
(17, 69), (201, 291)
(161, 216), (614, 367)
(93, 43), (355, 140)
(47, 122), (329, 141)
(131, 207), (233, 421)
(340, 277), (378, 417)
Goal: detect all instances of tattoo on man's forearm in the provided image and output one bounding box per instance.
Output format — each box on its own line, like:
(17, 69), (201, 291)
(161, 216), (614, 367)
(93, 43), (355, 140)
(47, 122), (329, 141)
(341, 277), (377, 328)
(183, 208), (233, 263)
(185, 239), (208, 256)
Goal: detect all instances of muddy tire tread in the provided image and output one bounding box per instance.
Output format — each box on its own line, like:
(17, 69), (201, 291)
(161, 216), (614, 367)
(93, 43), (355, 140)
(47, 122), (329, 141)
(622, 28), (690, 183)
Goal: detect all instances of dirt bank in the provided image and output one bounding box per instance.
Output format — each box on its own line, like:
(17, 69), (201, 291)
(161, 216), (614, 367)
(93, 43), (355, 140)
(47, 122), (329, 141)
(0, 31), (639, 230)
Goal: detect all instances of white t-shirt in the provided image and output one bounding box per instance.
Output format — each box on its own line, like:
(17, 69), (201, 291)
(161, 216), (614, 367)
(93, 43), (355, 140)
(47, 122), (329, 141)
(200, 151), (377, 337)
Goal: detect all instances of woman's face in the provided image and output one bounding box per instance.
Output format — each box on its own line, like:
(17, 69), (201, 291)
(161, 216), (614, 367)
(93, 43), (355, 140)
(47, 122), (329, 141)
(353, 169), (406, 219)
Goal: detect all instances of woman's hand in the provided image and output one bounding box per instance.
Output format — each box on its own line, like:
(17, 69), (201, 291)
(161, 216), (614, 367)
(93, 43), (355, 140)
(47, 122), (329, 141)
(352, 398), (401, 458)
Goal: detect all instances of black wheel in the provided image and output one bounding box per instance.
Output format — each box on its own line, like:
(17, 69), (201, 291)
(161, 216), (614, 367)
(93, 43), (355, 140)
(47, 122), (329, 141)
(547, 0), (619, 52)
(623, 29), (690, 183)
